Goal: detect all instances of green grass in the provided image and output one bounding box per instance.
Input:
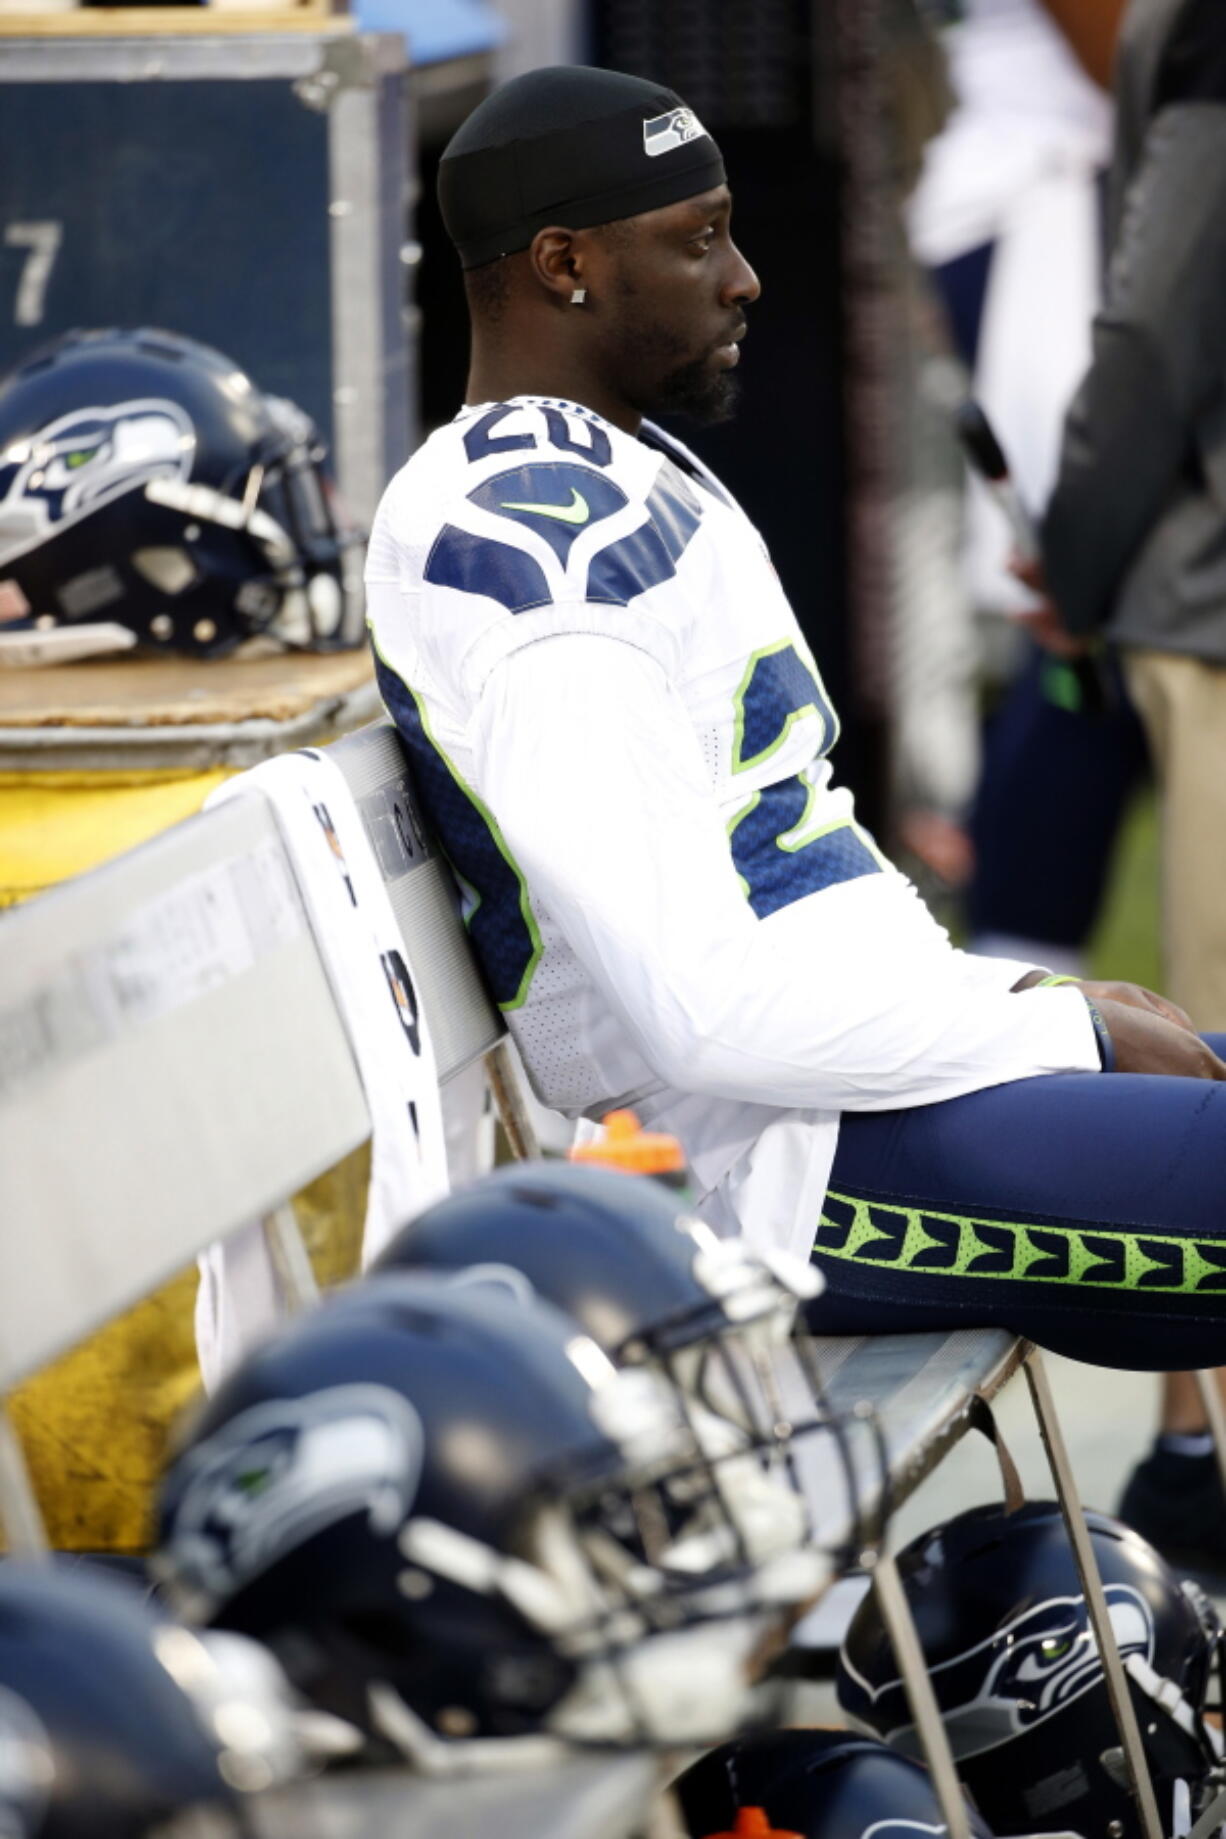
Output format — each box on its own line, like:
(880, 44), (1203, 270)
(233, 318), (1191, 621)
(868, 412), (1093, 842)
(1087, 790), (1162, 991)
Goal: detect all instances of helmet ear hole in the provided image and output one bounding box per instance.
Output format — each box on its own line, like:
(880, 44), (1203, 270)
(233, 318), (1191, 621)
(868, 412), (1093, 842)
(132, 547), (197, 594)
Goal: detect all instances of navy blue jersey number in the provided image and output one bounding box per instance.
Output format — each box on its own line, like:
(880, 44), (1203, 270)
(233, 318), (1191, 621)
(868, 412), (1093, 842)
(731, 639), (838, 773)
(728, 644), (876, 917)
(464, 403), (613, 469)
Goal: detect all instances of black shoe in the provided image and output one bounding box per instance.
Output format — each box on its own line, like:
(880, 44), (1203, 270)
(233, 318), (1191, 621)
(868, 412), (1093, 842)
(1116, 1446), (1226, 1582)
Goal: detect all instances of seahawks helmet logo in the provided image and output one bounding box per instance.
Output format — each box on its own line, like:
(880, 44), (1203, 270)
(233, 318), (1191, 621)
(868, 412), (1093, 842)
(843, 1585), (1154, 1762)
(163, 1384), (424, 1616)
(0, 398), (195, 566)
(643, 106), (708, 158)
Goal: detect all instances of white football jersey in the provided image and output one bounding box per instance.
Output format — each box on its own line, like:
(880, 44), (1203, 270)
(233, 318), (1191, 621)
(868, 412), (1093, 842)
(366, 396), (1097, 1257)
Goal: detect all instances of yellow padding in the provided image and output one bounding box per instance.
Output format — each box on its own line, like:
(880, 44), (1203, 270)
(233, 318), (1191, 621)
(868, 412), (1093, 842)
(0, 769), (232, 908)
(9, 1147), (370, 1552)
(1, 767), (368, 1550)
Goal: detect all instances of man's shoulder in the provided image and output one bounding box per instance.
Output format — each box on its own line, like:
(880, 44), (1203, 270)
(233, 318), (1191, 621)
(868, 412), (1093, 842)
(374, 398), (716, 614)
(376, 399), (660, 538)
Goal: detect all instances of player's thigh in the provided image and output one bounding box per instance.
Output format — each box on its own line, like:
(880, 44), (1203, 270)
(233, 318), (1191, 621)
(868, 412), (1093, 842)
(830, 1048), (1226, 1234)
(811, 1050), (1226, 1368)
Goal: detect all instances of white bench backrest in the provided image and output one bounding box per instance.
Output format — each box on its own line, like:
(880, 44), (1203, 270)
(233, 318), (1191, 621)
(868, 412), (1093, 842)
(0, 718), (508, 1394)
(0, 794), (370, 1390)
(321, 722), (504, 1083)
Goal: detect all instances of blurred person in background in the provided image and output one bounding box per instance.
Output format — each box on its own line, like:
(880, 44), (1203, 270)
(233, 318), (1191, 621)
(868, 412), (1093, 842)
(904, 0), (1150, 978)
(880, 0), (983, 903)
(1024, 0), (1226, 1575)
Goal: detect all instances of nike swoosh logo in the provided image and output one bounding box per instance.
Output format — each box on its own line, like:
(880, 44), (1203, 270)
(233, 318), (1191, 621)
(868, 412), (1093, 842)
(499, 487), (591, 526)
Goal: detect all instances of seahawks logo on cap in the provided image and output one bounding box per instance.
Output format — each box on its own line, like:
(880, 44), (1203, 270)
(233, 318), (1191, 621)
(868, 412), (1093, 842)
(643, 106), (708, 158)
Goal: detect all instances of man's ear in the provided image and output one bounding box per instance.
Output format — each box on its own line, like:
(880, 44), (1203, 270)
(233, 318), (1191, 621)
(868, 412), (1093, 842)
(529, 227), (587, 302)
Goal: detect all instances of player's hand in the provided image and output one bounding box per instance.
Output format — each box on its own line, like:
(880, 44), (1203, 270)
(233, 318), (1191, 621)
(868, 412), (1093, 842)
(1079, 978), (1197, 1035)
(1093, 997), (1226, 1079)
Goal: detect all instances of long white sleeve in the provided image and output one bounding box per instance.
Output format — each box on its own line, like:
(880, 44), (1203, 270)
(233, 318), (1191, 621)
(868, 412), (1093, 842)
(474, 632), (1100, 1112)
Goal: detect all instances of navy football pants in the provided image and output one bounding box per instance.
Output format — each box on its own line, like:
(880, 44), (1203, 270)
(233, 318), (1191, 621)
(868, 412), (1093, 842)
(807, 1037), (1226, 1370)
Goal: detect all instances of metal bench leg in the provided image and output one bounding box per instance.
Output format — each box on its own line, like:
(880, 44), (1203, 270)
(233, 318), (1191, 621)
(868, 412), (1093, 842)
(261, 1204), (320, 1313)
(484, 1038), (540, 1162)
(0, 1411), (49, 1560)
(1022, 1345), (1164, 1839)
(867, 1548), (972, 1839)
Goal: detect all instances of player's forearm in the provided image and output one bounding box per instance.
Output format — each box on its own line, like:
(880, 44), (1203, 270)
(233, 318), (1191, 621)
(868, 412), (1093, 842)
(519, 871), (1101, 1109)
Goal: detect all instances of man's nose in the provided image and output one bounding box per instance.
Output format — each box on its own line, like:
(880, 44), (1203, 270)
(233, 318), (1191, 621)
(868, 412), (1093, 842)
(723, 241), (761, 306)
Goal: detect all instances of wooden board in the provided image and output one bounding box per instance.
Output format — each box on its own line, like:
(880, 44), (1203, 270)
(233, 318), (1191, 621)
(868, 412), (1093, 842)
(0, 9), (352, 36)
(0, 648), (374, 729)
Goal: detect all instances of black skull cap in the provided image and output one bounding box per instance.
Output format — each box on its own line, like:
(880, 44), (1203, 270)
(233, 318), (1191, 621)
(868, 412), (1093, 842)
(439, 65), (726, 270)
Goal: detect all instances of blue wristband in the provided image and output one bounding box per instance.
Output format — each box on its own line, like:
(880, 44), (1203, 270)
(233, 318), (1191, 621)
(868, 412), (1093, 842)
(1081, 995), (1116, 1072)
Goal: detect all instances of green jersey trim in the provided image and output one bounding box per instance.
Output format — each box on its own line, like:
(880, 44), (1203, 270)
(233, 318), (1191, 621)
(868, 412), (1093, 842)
(368, 626), (543, 1012)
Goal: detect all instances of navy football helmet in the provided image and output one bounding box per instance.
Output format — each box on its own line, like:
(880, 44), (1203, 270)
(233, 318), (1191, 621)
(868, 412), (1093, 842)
(374, 1159), (825, 1410)
(674, 1728), (993, 1839)
(372, 1163), (867, 1574)
(836, 1501), (1226, 1839)
(0, 1561), (309, 1836)
(155, 1274), (828, 1763)
(0, 328), (362, 659)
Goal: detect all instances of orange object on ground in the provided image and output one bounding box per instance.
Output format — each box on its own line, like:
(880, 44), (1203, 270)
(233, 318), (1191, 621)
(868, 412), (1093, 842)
(569, 1107), (687, 1177)
(698, 1809), (803, 1839)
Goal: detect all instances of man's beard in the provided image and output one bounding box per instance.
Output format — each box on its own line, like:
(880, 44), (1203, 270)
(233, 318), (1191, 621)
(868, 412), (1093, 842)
(608, 294), (744, 426)
(650, 351), (742, 425)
